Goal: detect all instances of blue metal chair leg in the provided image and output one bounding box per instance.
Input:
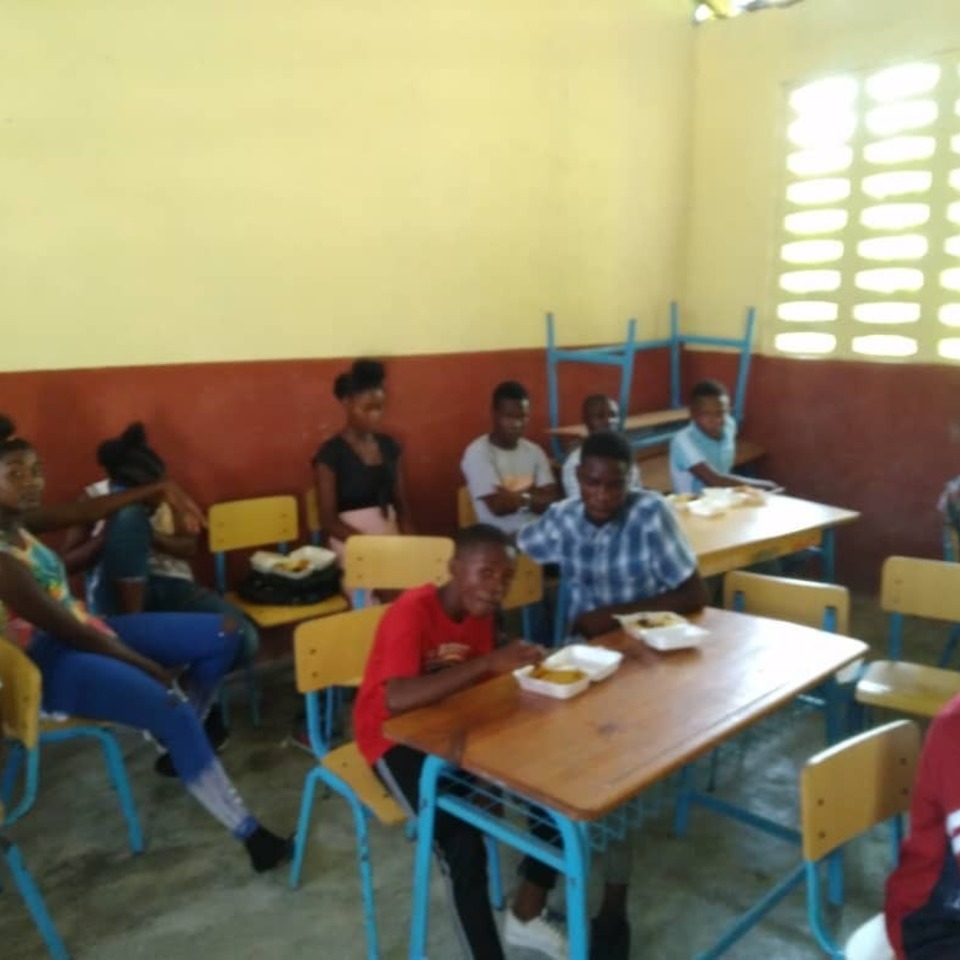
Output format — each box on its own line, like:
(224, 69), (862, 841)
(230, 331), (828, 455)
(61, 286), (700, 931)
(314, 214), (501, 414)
(290, 768), (322, 888)
(939, 625), (960, 668)
(347, 796), (381, 960)
(485, 836), (504, 911)
(826, 850), (844, 907)
(821, 529), (837, 584)
(2, 836), (71, 960)
(1, 742), (26, 809)
(3, 746), (40, 826)
(87, 729), (144, 854)
(888, 612), (905, 661)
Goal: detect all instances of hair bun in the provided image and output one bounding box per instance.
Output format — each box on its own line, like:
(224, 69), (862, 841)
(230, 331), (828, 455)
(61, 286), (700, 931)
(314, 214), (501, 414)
(120, 422), (147, 448)
(0, 414), (16, 444)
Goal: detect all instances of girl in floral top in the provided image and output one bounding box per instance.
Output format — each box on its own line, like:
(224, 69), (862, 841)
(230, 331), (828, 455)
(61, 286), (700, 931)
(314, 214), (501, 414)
(0, 415), (289, 872)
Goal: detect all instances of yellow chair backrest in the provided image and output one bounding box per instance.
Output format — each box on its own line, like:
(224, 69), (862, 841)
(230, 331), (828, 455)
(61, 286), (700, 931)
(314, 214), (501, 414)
(294, 606), (389, 694)
(208, 496), (300, 553)
(457, 486), (478, 528)
(882, 556), (960, 623)
(304, 487), (320, 540)
(343, 536), (454, 592)
(723, 570), (850, 634)
(801, 720), (919, 862)
(0, 636), (41, 750)
(502, 552), (544, 610)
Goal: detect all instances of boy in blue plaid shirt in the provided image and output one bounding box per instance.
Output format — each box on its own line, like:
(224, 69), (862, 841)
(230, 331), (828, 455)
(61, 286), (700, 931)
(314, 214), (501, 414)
(518, 430), (707, 954)
(519, 430), (707, 639)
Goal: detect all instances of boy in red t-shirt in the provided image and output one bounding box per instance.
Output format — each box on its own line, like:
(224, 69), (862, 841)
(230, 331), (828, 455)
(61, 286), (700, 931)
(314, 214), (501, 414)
(354, 524), (565, 960)
(886, 693), (960, 958)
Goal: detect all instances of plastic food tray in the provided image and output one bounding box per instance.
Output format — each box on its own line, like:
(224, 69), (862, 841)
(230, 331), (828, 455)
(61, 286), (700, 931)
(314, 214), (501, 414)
(514, 644), (623, 699)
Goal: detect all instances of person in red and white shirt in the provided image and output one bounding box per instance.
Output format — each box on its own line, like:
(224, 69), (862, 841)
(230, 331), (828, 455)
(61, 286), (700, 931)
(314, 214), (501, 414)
(886, 693), (960, 958)
(354, 524), (567, 960)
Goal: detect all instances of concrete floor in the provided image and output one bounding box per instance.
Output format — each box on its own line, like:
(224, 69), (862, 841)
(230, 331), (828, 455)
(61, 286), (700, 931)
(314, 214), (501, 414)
(1, 596), (953, 960)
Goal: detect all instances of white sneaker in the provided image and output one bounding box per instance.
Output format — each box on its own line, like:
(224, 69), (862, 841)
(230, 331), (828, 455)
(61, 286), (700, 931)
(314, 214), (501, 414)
(503, 910), (568, 959)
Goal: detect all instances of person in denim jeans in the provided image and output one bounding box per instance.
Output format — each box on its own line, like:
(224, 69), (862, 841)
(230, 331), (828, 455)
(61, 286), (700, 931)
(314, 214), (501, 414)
(80, 424), (259, 764)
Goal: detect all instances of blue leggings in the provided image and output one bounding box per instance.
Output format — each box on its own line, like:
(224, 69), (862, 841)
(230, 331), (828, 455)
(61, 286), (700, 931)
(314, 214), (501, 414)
(28, 613), (257, 839)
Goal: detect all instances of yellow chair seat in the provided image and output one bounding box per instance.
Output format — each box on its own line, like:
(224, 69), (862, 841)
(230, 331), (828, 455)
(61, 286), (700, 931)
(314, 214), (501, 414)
(225, 591), (349, 629)
(856, 660), (960, 718)
(320, 741), (406, 827)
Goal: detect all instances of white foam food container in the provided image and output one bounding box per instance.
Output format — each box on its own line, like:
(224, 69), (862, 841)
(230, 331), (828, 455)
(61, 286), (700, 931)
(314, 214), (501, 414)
(614, 612), (709, 652)
(513, 665), (591, 699)
(514, 644), (623, 699)
(544, 644), (623, 681)
(686, 498), (728, 518)
(251, 545), (337, 580)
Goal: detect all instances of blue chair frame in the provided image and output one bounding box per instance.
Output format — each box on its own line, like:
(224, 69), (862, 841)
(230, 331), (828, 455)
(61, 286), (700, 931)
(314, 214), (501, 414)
(289, 611), (504, 960)
(690, 721), (916, 959)
(0, 830), (71, 960)
(2, 724), (143, 854)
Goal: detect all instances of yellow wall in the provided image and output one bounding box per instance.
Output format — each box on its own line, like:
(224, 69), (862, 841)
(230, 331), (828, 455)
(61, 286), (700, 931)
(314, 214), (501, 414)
(684, 0), (960, 348)
(2, 0), (693, 372)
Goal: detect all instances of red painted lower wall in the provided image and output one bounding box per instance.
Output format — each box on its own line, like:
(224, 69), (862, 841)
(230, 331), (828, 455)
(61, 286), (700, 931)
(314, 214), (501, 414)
(3, 349), (956, 591)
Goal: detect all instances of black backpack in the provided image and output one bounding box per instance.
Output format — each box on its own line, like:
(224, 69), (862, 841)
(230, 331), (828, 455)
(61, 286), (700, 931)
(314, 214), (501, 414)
(237, 565), (342, 606)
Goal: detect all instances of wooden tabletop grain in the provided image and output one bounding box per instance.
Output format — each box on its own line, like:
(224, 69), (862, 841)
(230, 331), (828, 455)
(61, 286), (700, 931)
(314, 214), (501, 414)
(384, 607), (867, 820)
(678, 494), (859, 577)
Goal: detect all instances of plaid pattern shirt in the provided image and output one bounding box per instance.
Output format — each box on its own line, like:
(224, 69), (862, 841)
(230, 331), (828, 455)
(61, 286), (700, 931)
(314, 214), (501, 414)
(517, 491), (698, 624)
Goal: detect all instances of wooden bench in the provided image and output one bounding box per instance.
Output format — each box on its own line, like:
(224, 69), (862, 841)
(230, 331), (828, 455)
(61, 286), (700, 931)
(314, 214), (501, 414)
(547, 406), (690, 442)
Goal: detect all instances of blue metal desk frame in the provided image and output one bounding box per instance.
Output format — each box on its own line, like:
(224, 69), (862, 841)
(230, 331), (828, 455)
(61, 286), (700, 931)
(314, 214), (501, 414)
(406, 680), (846, 959)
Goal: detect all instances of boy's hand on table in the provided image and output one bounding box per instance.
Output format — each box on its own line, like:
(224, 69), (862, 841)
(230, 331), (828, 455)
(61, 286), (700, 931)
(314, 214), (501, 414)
(487, 640), (544, 674)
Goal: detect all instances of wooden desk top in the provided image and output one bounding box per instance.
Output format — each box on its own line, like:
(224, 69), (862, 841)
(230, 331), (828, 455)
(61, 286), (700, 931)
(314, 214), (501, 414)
(384, 608), (867, 821)
(547, 407), (690, 440)
(678, 494), (859, 576)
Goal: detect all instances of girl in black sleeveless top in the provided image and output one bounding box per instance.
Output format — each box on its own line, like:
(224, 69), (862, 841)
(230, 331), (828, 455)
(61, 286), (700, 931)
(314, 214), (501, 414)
(312, 359), (414, 559)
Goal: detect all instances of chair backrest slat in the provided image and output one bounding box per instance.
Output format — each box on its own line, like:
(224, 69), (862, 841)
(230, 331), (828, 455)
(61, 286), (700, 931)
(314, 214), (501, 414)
(343, 536), (454, 592)
(208, 496), (300, 553)
(723, 570), (850, 634)
(457, 487), (478, 528)
(294, 606), (389, 694)
(801, 719), (920, 862)
(881, 556), (960, 623)
(502, 553), (544, 610)
(0, 636), (41, 749)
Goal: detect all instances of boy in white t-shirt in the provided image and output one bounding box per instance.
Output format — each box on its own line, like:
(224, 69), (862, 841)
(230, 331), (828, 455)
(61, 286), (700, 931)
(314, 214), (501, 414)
(461, 381), (560, 536)
(561, 395), (641, 499)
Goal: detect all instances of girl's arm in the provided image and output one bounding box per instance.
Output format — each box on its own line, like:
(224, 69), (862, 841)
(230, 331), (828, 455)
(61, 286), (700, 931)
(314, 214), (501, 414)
(313, 463), (362, 542)
(59, 494), (105, 574)
(0, 554), (174, 687)
(23, 480), (204, 535)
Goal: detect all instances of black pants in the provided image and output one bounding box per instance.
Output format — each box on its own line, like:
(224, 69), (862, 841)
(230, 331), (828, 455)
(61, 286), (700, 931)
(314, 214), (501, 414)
(903, 912), (960, 960)
(376, 744), (558, 960)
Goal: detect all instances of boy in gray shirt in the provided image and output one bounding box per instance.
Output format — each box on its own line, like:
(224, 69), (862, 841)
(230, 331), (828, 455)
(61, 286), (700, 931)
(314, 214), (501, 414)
(461, 381), (560, 536)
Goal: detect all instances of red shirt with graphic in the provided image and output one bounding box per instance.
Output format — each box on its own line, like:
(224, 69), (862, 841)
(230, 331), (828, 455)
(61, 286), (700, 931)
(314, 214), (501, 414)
(886, 693), (960, 957)
(354, 583), (495, 766)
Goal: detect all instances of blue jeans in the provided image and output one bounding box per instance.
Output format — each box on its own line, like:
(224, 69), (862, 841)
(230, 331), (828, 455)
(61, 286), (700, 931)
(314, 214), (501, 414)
(146, 576), (259, 670)
(28, 613), (239, 783)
